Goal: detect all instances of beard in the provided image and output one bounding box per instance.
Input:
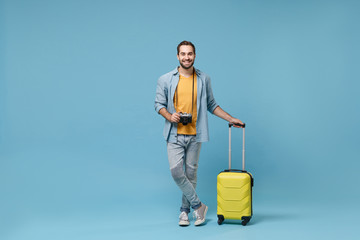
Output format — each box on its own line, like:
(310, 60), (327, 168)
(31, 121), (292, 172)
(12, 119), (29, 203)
(179, 60), (194, 70)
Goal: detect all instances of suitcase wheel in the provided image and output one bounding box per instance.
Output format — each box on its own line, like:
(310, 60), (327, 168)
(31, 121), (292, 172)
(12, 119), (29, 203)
(241, 216), (251, 226)
(217, 215), (224, 225)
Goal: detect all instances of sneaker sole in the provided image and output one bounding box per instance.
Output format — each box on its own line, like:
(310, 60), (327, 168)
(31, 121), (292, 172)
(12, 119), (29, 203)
(179, 220), (190, 226)
(194, 206), (208, 226)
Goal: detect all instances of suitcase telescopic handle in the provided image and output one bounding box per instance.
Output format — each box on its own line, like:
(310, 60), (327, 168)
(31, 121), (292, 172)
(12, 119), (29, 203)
(228, 123), (246, 171)
(229, 123), (246, 128)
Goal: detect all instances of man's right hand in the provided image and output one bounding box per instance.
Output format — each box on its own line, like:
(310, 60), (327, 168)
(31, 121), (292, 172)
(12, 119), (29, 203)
(170, 112), (180, 123)
(159, 108), (181, 123)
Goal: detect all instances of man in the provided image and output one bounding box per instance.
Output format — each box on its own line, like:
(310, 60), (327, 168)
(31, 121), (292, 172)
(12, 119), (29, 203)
(154, 41), (244, 226)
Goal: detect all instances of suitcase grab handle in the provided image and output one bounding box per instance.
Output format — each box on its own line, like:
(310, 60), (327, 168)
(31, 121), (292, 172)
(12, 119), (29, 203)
(224, 169), (247, 173)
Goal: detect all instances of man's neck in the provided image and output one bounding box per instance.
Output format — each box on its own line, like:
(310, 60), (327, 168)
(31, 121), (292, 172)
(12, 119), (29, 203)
(178, 66), (194, 78)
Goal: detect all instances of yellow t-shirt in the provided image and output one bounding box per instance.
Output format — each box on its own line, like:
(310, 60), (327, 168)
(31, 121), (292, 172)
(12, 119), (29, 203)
(174, 73), (197, 135)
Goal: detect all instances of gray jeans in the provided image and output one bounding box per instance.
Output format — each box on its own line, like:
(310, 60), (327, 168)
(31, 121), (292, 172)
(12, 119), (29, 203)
(167, 135), (202, 213)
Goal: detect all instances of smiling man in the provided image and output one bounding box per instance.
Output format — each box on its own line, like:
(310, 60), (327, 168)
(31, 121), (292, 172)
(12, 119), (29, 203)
(155, 41), (244, 226)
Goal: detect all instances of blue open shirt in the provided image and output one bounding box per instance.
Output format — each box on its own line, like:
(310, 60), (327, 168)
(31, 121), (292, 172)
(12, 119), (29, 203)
(155, 67), (219, 143)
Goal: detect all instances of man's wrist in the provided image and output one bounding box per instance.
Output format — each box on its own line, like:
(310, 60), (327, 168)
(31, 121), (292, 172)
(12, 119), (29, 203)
(164, 111), (172, 122)
(166, 113), (172, 122)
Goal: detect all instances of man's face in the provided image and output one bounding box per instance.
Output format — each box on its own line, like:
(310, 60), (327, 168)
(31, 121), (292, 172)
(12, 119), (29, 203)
(177, 45), (196, 70)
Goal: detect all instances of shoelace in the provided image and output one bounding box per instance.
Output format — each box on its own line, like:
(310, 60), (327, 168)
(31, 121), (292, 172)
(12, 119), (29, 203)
(193, 210), (200, 220)
(180, 212), (188, 221)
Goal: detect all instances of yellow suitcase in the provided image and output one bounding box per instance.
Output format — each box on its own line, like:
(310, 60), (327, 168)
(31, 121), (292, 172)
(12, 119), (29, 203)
(217, 123), (253, 225)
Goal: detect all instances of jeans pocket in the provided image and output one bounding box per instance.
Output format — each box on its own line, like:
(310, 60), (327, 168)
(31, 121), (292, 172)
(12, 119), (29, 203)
(190, 135), (197, 142)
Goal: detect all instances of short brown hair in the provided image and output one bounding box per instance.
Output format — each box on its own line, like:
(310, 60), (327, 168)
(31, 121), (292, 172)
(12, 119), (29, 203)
(177, 41), (196, 55)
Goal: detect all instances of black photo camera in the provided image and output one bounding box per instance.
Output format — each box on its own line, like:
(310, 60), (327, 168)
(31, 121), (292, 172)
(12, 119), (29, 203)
(179, 112), (192, 125)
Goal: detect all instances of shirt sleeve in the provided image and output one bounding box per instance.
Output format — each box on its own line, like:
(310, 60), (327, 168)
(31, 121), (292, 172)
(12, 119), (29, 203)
(154, 77), (168, 113)
(206, 76), (219, 113)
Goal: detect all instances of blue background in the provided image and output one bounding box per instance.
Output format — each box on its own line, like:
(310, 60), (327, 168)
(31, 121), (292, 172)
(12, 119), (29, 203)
(1, 0), (359, 239)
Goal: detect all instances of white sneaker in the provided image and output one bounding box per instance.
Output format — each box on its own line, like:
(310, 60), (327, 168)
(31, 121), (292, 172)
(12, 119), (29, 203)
(179, 212), (190, 226)
(193, 204), (208, 226)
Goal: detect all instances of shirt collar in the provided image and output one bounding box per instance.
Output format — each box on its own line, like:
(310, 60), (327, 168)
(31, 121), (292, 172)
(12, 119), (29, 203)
(172, 67), (200, 76)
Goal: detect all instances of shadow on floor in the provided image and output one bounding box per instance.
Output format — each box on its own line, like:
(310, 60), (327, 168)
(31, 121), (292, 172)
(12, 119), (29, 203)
(250, 212), (301, 225)
(218, 212), (301, 226)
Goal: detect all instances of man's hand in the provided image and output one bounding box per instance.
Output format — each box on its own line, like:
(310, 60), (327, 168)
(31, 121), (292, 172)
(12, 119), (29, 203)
(159, 108), (181, 123)
(230, 117), (245, 128)
(170, 112), (180, 123)
(213, 106), (244, 128)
